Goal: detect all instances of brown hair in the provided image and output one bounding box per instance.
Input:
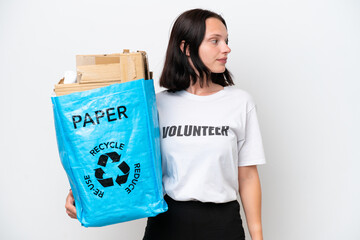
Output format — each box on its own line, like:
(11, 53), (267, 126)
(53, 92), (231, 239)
(159, 8), (234, 92)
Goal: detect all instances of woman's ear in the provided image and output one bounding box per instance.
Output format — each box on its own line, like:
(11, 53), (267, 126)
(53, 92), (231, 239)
(180, 40), (190, 56)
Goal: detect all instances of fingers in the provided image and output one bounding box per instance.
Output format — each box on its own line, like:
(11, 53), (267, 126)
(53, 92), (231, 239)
(65, 189), (77, 219)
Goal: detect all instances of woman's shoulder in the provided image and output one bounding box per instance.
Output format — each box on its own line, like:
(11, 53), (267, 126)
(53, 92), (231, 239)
(156, 89), (172, 100)
(224, 86), (254, 102)
(155, 90), (178, 105)
(156, 89), (182, 99)
(156, 90), (170, 97)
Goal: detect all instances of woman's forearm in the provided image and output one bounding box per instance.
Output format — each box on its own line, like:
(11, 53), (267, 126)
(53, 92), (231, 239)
(238, 166), (263, 240)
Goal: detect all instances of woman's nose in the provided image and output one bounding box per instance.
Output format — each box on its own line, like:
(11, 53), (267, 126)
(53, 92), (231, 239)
(223, 42), (231, 54)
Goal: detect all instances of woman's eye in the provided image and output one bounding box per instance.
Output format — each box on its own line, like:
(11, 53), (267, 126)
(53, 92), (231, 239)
(211, 39), (218, 44)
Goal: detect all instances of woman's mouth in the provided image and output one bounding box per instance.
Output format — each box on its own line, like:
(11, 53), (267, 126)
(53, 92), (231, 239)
(217, 58), (227, 64)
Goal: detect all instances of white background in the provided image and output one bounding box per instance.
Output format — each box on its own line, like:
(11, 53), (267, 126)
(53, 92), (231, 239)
(1, 0), (359, 239)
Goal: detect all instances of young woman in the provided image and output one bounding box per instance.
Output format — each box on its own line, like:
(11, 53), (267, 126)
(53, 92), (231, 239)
(66, 9), (266, 240)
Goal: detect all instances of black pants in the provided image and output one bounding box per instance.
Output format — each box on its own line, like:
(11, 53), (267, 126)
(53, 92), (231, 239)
(143, 195), (245, 240)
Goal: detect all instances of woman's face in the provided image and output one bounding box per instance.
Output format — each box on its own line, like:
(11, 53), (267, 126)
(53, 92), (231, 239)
(198, 17), (231, 73)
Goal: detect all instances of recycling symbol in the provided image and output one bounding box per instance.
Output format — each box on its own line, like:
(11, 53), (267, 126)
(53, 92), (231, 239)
(94, 152), (130, 188)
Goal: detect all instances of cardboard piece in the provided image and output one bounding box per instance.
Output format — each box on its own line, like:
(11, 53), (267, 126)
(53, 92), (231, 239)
(76, 51), (149, 84)
(54, 50), (151, 96)
(76, 54), (121, 66)
(77, 63), (122, 83)
(54, 80), (120, 96)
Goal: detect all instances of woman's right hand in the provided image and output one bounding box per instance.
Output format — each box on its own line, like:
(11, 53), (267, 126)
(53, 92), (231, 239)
(65, 189), (77, 219)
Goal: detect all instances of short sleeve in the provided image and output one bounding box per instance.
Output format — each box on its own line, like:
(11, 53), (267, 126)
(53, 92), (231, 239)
(237, 106), (266, 166)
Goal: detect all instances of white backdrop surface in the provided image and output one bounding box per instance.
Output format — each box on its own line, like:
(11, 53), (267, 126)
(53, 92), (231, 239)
(0, 0), (359, 239)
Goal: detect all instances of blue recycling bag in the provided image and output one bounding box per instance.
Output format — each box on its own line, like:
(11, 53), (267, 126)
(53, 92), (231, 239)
(51, 79), (167, 227)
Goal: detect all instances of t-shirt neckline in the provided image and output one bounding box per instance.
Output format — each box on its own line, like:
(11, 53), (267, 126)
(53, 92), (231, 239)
(177, 87), (228, 101)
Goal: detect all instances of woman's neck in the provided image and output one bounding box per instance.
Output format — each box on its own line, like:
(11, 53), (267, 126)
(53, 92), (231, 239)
(186, 79), (224, 96)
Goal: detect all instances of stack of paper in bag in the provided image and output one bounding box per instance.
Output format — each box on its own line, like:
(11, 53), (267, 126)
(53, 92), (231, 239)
(54, 49), (151, 96)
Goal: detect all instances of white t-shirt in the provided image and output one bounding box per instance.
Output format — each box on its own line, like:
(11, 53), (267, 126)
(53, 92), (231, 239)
(156, 86), (266, 203)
